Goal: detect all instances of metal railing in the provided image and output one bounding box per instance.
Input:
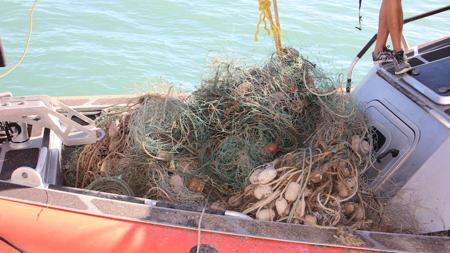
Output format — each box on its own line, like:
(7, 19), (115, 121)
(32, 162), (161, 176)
(346, 4), (450, 93)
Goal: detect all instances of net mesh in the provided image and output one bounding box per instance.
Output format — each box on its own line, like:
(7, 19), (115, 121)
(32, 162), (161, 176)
(63, 48), (381, 229)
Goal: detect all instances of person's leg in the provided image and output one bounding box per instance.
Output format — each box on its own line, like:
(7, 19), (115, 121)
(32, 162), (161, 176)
(385, 0), (411, 74)
(373, 0), (410, 73)
(385, 0), (403, 52)
(374, 0), (389, 55)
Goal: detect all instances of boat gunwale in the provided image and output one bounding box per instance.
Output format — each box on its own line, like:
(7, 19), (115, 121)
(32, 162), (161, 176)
(0, 180), (448, 253)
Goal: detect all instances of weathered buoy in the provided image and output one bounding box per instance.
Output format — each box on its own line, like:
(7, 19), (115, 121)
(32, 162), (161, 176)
(108, 120), (120, 138)
(343, 202), (356, 216)
(169, 174), (184, 192)
(304, 215), (317, 226)
(263, 143), (279, 155)
(187, 177), (205, 193)
(249, 169), (263, 184)
(256, 208), (276, 221)
(285, 182), (301, 202)
(293, 197), (306, 218)
(360, 140), (371, 154)
(275, 198), (290, 216)
(256, 166), (277, 184)
(351, 135), (362, 153)
(254, 185), (273, 200)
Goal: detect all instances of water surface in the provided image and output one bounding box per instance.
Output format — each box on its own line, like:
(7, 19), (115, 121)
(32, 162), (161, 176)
(1, 0), (449, 96)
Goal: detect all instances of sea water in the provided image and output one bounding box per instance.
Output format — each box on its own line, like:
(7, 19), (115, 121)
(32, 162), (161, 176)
(1, 0), (449, 96)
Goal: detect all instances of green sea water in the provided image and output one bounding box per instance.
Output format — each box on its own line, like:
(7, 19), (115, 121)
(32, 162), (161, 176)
(1, 0), (449, 96)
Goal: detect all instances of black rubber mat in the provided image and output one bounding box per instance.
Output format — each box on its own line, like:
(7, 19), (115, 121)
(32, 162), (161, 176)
(413, 57), (450, 96)
(409, 57), (424, 67)
(422, 45), (450, 62)
(0, 148), (39, 180)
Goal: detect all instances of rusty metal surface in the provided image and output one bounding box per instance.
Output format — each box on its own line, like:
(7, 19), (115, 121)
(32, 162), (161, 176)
(0, 181), (448, 252)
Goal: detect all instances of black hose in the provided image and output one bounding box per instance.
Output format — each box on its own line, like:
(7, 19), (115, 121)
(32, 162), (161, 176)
(0, 236), (25, 253)
(357, 35), (377, 59)
(404, 5), (450, 24)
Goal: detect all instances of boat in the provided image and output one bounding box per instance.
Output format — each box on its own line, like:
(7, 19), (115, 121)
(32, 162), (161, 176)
(0, 5), (449, 253)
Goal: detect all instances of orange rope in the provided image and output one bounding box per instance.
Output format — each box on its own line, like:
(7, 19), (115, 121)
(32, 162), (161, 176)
(255, 0), (283, 56)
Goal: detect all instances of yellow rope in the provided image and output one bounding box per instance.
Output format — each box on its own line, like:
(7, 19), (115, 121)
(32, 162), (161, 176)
(0, 0), (37, 80)
(255, 0), (283, 56)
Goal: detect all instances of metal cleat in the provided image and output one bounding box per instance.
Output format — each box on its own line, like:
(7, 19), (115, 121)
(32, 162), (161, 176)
(11, 166), (44, 188)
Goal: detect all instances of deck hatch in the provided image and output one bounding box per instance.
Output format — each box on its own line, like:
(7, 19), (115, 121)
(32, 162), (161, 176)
(362, 101), (416, 194)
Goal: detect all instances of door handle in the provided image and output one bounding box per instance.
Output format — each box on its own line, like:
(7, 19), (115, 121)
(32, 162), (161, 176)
(376, 148), (399, 163)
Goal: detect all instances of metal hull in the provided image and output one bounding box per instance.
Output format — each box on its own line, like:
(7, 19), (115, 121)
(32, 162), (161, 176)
(0, 199), (360, 253)
(1, 178), (449, 253)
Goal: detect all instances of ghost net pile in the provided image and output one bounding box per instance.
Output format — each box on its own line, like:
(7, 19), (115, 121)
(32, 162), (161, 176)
(63, 48), (378, 229)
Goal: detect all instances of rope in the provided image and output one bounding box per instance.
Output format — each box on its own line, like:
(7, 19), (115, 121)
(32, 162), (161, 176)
(255, 0), (283, 57)
(0, 0), (37, 80)
(0, 236), (25, 253)
(195, 207), (206, 253)
(356, 0), (363, 30)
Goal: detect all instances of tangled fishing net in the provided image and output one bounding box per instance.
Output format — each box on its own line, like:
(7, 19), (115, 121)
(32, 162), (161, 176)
(63, 48), (380, 229)
(66, 94), (206, 204)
